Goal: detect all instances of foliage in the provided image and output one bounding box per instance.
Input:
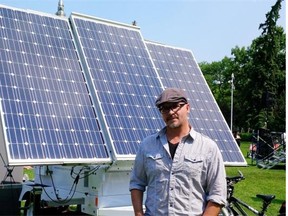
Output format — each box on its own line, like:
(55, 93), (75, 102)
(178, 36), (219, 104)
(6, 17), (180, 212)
(239, 132), (253, 142)
(239, 0), (285, 131)
(199, 58), (234, 124)
(23, 167), (34, 180)
(199, 0), (286, 132)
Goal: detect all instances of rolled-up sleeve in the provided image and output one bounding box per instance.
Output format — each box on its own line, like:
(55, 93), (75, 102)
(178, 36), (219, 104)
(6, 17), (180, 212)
(129, 143), (147, 192)
(205, 143), (227, 206)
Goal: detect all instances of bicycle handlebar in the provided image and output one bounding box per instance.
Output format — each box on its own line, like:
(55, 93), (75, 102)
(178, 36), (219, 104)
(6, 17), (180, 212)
(226, 170), (245, 185)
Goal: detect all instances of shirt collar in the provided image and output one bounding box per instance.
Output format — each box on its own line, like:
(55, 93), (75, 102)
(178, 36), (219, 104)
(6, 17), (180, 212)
(157, 125), (196, 141)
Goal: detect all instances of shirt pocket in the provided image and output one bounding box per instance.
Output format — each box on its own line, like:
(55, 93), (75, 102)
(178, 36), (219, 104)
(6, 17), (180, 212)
(183, 155), (204, 177)
(145, 153), (165, 174)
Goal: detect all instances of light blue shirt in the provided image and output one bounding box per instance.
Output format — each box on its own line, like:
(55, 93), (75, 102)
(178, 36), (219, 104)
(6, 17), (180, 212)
(129, 127), (227, 216)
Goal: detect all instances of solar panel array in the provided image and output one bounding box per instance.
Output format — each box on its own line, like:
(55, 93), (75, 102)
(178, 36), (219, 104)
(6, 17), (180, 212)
(0, 7), (110, 165)
(0, 5), (246, 166)
(146, 41), (246, 164)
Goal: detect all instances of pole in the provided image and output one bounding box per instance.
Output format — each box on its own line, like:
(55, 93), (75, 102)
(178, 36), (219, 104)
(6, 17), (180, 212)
(230, 73), (234, 132)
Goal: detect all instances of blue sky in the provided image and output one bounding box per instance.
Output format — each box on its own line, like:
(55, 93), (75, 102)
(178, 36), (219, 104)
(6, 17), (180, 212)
(0, 0), (286, 63)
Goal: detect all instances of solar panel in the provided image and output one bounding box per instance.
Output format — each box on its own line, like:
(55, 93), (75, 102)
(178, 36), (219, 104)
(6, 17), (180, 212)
(0, 6), (110, 165)
(145, 41), (246, 165)
(70, 14), (164, 159)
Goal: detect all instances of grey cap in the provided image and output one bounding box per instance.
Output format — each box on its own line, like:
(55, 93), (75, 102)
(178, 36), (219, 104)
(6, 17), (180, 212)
(155, 88), (188, 108)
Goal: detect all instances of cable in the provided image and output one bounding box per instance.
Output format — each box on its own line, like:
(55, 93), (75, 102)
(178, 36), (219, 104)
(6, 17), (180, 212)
(70, 165), (100, 180)
(37, 165), (101, 205)
(38, 166), (78, 205)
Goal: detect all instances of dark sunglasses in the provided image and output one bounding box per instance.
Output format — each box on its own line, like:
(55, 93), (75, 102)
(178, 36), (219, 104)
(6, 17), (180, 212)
(159, 103), (187, 114)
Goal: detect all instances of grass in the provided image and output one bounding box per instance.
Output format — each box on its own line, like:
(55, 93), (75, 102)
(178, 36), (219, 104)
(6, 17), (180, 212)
(23, 141), (285, 215)
(225, 141), (286, 215)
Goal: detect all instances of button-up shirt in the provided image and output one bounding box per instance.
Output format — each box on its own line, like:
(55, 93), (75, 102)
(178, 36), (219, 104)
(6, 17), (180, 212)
(129, 127), (227, 216)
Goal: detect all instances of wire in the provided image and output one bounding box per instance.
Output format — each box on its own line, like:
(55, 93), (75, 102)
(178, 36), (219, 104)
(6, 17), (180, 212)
(37, 165), (101, 205)
(70, 165), (100, 180)
(38, 166), (77, 205)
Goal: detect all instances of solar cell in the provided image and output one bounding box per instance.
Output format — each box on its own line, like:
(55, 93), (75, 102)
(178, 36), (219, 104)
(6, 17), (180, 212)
(70, 14), (164, 159)
(0, 6), (110, 165)
(145, 41), (246, 165)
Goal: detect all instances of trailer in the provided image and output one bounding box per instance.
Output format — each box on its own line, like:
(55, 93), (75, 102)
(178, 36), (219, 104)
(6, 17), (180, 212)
(19, 162), (137, 215)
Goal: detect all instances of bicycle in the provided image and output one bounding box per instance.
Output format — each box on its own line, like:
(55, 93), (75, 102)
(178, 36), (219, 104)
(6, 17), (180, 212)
(220, 170), (275, 216)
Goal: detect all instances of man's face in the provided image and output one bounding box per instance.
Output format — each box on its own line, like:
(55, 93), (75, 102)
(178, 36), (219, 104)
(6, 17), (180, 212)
(158, 102), (189, 128)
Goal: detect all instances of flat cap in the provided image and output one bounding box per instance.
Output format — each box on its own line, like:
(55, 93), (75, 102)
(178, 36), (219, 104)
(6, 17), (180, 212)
(155, 88), (188, 108)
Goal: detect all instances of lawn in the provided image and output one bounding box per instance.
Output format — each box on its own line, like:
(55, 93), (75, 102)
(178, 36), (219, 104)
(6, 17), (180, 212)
(225, 141), (286, 215)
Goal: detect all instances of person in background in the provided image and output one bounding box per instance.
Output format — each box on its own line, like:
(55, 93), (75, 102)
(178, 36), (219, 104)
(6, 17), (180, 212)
(129, 88), (227, 216)
(233, 131), (241, 147)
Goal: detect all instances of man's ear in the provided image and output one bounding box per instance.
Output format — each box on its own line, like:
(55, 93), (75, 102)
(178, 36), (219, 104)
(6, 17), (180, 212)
(186, 103), (190, 113)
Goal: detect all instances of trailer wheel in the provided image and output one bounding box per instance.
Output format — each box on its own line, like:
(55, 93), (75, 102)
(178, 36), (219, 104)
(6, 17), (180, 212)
(23, 192), (41, 216)
(24, 200), (34, 216)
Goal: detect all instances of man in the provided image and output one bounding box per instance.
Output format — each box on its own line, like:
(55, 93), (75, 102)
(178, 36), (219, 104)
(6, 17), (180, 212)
(129, 88), (227, 216)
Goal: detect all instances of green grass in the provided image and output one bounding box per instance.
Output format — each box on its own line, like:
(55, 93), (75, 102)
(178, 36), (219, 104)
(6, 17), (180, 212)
(225, 141), (286, 216)
(23, 142), (285, 215)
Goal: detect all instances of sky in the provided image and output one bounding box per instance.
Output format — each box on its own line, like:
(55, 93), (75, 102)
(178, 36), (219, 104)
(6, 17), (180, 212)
(0, 0), (286, 63)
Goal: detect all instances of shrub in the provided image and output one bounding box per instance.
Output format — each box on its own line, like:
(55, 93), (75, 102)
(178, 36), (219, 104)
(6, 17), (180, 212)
(240, 133), (253, 141)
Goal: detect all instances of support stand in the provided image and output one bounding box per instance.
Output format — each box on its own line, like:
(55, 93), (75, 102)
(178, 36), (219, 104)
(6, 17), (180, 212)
(0, 153), (15, 184)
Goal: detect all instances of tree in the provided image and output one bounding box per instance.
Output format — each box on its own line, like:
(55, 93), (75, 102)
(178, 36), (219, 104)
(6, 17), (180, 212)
(239, 0), (285, 131)
(199, 58), (235, 127)
(200, 0), (286, 132)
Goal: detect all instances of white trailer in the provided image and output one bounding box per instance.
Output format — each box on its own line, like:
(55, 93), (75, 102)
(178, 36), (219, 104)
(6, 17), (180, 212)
(20, 162), (138, 215)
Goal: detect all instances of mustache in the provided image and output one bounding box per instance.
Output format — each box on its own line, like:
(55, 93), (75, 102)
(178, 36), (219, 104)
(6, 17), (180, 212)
(166, 115), (177, 121)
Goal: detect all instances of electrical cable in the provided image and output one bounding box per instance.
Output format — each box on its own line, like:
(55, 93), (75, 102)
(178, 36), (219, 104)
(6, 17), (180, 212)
(38, 166), (78, 205)
(37, 165), (101, 205)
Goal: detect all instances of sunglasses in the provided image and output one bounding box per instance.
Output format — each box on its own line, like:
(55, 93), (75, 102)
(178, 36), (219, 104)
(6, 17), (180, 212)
(159, 103), (187, 114)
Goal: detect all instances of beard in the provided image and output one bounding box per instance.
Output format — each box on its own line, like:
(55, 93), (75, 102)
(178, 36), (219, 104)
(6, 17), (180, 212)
(167, 123), (180, 129)
(166, 118), (181, 129)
